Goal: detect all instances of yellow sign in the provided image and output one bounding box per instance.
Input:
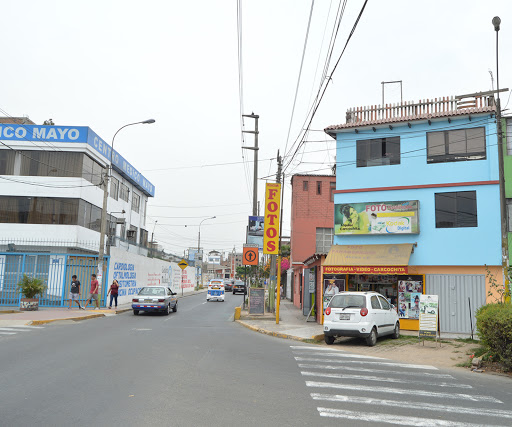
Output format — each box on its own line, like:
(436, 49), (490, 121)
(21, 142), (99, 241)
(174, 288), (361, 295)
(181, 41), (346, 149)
(178, 260), (188, 270)
(263, 183), (281, 255)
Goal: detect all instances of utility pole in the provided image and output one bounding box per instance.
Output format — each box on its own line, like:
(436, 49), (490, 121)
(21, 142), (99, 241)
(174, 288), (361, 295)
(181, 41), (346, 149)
(242, 113), (259, 216)
(276, 152), (284, 324)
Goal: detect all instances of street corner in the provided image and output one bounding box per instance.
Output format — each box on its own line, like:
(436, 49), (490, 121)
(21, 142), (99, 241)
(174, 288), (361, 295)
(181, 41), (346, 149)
(30, 313), (105, 325)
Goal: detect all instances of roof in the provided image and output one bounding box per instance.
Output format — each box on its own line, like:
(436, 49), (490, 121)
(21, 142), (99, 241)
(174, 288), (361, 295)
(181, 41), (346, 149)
(303, 253), (327, 266)
(0, 117), (36, 125)
(324, 244), (414, 267)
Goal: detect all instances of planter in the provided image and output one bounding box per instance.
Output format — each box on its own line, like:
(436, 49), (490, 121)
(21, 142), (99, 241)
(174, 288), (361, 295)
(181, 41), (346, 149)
(20, 298), (39, 311)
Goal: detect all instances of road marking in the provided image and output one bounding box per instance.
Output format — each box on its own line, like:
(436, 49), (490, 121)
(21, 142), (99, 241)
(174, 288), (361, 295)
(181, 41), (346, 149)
(0, 327), (36, 332)
(297, 363), (454, 379)
(7, 325), (45, 329)
(301, 371), (471, 389)
(311, 393), (512, 420)
(292, 351), (386, 360)
(305, 382), (502, 403)
(295, 357), (438, 370)
(202, 302), (207, 305)
(316, 407), (502, 426)
(0, 332), (16, 335)
(290, 345), (345, 351)
(132, 328), (152, 331)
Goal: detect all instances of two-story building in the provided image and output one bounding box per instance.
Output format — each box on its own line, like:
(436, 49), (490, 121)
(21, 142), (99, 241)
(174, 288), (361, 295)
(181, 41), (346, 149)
(323, 94), (502, 334)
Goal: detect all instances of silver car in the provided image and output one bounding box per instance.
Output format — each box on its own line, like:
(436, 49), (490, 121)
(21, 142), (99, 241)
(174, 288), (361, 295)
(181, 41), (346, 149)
(132, 286), (178, 315)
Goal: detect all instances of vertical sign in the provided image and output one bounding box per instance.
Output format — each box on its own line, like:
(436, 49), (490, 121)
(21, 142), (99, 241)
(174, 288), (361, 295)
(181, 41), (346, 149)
(419, 294), (439, 338)
(263, 183), (281, 255)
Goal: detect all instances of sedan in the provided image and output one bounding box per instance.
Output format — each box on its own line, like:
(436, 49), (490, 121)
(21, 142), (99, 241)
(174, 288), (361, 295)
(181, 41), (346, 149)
(232, 280), (246, 295)
(224, 279), (233, 292)
(132, 286), (178, 315)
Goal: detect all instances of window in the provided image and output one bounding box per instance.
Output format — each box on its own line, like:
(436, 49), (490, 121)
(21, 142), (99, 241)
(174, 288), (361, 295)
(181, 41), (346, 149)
(357, 137), (400, 167)
(132, 192), (140, 213)
(0, 150), (15, 175)
(316, 181), (322, 195)
(329, 182), (336, 202)
(371, 296), (381, 309)
(427, 127), (486, 163)
(435, 191), (477, 228)
(303, 181), (308, 191)
(119, 183), (129, 202)
(143, 200), (147, 226)
(378, 296), (390, 310)
(0, 196), (79, 225)
(316, 227), (333, 253)
(110, 177), (119, 200)
(127, 225), (137, 243)
(507, 199), (512, 232)
(20, 151), (82, 178)
(140, 229), (148, 247)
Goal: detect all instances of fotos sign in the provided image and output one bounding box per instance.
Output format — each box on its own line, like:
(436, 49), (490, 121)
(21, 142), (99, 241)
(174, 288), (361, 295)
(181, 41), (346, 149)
(263, 183), (281, 254)
(335, 200), (419, 235)
(419, 294), (439, 337)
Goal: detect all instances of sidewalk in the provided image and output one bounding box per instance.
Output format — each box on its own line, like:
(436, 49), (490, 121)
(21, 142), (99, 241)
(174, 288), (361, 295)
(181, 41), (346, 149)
(0, 289), (207, 326)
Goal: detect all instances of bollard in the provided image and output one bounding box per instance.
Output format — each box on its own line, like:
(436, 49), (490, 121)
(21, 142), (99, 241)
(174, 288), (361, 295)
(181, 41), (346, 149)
(234, 306), (241, 320)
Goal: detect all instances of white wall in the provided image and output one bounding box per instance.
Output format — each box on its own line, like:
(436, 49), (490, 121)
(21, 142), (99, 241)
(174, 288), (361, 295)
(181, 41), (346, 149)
(107, 247), (196, 305)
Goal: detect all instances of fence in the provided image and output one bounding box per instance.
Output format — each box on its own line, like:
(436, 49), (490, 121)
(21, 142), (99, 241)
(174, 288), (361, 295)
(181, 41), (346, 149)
(0, 252), (109, 307)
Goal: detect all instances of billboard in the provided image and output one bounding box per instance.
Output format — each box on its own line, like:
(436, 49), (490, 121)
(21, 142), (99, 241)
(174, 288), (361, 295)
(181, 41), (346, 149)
(247, 216), (264, 249)
(263, 183), (281, 254)
(335, 200), (419, 235)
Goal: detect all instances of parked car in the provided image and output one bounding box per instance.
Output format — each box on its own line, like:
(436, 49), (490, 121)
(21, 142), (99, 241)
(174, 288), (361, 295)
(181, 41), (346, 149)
(132, 286), (177, 315)
(232, 280), (246, 295)
(223, 279), (233, 292)
(323, 291), (399, 346)
(207, 279), (225, 302)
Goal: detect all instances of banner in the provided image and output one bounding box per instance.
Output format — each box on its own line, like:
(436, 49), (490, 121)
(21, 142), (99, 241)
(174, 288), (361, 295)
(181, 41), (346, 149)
(419, 294), (439, 337)
(247, 215), (264, 249)
(335, 200), (419, 235)
(323, 266), (408, 275)
(263, 183), (281, 254)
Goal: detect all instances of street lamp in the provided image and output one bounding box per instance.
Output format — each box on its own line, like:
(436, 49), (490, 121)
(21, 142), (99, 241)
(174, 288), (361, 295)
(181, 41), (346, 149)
(492, 16), (510, 299)
(197, 216), (216, 287)
(151, 220), (158, 257)
(97, 119), (155, 302)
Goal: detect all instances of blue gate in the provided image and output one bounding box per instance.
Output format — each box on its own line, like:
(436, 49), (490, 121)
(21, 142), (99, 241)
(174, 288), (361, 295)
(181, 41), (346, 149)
(0, 253), (109, 307)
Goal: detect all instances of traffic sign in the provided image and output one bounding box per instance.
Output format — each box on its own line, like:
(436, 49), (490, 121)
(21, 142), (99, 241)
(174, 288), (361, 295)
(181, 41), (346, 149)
(243, 245), (258, 266)
(178, 260), (188, 270)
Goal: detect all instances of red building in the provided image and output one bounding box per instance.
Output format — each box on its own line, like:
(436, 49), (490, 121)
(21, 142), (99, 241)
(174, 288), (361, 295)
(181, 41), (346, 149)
(290, 174), (336, 321)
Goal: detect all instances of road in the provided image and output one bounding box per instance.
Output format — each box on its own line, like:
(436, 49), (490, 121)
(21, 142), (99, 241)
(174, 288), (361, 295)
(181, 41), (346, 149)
(1, 292), (512, 427)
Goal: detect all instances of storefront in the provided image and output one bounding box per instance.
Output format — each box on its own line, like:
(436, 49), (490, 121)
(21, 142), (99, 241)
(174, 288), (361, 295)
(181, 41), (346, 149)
(322, 243), (424, 331)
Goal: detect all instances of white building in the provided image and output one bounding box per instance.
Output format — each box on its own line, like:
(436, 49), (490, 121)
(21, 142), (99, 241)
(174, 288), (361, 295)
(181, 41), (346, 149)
(0, 119), (154, 255)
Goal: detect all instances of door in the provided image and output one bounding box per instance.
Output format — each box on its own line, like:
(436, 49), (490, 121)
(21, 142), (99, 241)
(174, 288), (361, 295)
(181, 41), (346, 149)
(377, 295), (395, 334)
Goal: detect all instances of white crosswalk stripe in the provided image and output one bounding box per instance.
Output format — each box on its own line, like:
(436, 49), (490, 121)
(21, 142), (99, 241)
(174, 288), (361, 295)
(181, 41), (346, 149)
(291, 345), (510, 426)
(0, 325), (45, 337)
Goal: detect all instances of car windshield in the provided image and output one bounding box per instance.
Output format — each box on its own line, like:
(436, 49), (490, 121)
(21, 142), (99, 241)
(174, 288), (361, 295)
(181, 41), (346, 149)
(210, 281), (223, 286)
(235, 281), (244, 285)
(138, 287), (165, 296)
(329, 294), (366, 309)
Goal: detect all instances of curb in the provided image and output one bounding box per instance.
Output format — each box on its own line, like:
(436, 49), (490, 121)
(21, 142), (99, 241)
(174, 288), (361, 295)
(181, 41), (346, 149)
(30, 313), (105, 325)
(236, 319), (324, 344)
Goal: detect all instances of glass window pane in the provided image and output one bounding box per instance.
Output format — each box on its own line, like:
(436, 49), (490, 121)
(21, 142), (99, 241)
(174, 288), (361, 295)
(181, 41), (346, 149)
(466, 127), (485, 155)
(427, 132), (446, 159)
(456, 191), (477, 227)
(448, 130), (466, 155)
(435, 192), (457, 228)
(0, 150), (15, 174)
(356, 140), (368, 167)
(82, 155), (93, 182)
(385, 137), (401, 165)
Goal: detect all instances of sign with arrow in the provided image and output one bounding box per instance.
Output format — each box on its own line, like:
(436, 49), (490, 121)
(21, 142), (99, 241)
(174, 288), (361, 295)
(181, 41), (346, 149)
(243, 244), (259, 266)
(178, 260), (188, 270)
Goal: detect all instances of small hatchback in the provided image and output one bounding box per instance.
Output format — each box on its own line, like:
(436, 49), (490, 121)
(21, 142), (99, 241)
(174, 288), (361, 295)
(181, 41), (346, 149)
(323, 291), (399, 346)
(207, 279), (225, 302)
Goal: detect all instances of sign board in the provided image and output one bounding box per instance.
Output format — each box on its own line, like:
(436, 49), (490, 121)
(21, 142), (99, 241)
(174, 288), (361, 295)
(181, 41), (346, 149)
(263, 183), (281, 254)
(335, 200), (419, 235)
(323, 266), (408, 275)
(178, 260), (188, 270)
(243, 244), (259, 266)
(248, 216), (264, 250)
(308, 268), (316, 293)
(419, 294), (439, 337)
(249, 287), (265, 315)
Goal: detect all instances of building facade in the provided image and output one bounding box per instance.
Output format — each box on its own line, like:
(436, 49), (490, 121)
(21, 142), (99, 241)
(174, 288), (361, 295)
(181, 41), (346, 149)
(324, 94), (502, 334)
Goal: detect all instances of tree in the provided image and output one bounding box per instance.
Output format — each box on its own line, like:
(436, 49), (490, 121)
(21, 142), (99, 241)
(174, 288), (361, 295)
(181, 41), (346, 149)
(43, 119), (55, 125)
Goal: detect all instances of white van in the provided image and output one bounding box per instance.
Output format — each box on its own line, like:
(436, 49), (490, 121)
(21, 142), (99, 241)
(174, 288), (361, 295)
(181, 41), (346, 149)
(207, 279), (225, 302)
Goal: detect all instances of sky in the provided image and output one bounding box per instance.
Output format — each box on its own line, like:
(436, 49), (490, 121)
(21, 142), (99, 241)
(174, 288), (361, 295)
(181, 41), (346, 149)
(2, 0), (512, 257)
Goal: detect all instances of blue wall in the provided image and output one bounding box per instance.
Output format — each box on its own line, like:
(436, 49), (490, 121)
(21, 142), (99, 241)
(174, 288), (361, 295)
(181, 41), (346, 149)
(333, 114), (501, 266)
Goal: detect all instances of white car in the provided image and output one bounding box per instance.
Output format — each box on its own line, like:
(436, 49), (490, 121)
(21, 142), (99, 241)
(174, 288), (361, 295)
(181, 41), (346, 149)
(323, 291), (400, 346)
(206, 279), (225, 302)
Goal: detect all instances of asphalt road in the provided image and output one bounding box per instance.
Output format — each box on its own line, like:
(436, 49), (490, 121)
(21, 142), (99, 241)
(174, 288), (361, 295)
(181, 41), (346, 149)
(1, 292), (512, 427)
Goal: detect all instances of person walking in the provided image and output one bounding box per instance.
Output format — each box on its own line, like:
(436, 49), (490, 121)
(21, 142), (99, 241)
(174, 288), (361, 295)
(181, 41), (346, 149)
(107, 279), (119, 309)
(68, 275), (84, 309)
(84, 273), (100, 310)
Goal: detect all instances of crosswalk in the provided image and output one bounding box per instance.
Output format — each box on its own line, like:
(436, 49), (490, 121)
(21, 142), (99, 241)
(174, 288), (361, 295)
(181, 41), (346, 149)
(290, 345), (512, 426)
(0, 325), (45, 336)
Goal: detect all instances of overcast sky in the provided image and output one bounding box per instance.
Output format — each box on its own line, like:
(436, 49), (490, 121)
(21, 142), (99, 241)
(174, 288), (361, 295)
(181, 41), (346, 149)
(2, 0), (511, 257)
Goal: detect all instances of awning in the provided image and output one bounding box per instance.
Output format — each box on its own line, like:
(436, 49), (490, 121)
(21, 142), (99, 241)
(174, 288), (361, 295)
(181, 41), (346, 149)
(324, 244), (414, 275)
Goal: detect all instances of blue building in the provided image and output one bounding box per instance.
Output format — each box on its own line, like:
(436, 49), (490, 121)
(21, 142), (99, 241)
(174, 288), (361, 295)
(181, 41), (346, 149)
(323, 94), (501, 334)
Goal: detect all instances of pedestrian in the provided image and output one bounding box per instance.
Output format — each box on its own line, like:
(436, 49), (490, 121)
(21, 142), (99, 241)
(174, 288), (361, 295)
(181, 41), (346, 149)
(107, 279), (119, 309)
(84, 273), (100, 310)
(68, 275), (84, 310)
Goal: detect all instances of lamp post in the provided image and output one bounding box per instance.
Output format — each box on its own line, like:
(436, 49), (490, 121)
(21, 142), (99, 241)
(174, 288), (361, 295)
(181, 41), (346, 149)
(151, 220), (158, 257)
(197, 216), (216, 287)
(492, 16), (510, 299)
(97, 119), (155, 304)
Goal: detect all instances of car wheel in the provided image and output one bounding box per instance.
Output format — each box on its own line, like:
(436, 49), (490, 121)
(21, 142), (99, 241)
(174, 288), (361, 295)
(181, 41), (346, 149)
(324, 335), (335, 345)
(366, 327), (377, 347)
(133, 310), (139, 315)
(391, 322), (400, 339)
(165, 304), (171, 315)
(173, 302), (177, 312)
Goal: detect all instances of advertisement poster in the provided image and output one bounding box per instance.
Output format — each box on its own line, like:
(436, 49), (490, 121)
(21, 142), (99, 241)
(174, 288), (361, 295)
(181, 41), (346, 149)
(398, 280), (423, 319)
(334, 200), (419, 235)
(247, 216), (264, 249)
(419, 294), (439, 337)
(323, 278), (345, 306)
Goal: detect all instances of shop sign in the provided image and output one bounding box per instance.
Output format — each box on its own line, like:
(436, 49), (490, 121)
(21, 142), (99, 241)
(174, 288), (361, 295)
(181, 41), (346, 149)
(334, 200), (419, 235)
(419, 294), (439, 337)
(247, 215), (264, 249)
(323, 266), (408, 275)
(263, 183), (281, 255)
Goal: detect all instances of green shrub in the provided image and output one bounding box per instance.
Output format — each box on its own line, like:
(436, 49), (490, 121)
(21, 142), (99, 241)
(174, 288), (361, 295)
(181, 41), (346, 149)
(16, 274), (47, 299)
(476, 303), (512, 371)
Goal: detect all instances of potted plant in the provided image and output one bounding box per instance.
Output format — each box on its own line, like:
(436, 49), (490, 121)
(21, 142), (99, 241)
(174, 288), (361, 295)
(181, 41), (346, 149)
(17, 274), (47, 311)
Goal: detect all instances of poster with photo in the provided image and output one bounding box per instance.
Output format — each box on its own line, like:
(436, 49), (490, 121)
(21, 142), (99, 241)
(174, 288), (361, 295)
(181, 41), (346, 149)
(323, 278), (345, 307)
(398, 280), (423, 319)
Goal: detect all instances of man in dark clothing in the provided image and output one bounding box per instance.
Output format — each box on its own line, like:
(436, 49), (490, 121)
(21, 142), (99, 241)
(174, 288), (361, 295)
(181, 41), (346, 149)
(68, 275), (84, 309)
